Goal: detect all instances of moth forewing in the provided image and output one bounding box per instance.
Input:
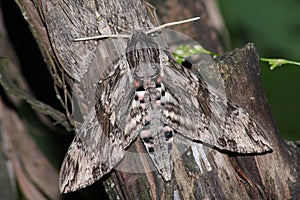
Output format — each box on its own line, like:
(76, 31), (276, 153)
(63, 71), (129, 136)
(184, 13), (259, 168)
(59, 108), (126, 193)
(160, 57), (271, 154)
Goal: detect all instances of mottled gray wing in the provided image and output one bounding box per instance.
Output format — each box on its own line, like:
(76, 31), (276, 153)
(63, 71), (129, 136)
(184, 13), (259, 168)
(59, 109), (125, 193)
(160, 52), (271, 153)
(59, 59), (144, 193)
(95, 59), (144, 148)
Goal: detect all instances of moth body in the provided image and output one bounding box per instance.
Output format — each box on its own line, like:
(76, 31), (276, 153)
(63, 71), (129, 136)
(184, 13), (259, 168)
(59, 27), (271, 193)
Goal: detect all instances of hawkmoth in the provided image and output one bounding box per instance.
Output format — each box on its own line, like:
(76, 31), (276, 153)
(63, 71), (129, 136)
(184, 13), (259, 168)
(59, 17), (271, 193)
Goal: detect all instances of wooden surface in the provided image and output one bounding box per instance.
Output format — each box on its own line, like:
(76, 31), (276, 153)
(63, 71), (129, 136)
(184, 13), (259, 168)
(0, 0), (299, 199)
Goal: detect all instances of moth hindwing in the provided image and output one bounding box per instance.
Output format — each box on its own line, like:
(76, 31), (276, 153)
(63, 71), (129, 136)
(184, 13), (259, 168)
(59, 19), (271, 193)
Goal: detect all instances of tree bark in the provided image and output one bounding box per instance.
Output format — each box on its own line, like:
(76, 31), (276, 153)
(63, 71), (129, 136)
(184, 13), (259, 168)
(1, 0), (299, 199)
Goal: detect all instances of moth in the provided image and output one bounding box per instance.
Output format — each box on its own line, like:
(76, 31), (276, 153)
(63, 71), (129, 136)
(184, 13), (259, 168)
(59, 17), (271, 193)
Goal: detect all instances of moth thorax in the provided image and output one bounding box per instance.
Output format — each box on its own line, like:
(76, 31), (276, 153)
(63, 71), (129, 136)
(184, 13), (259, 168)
(133, 62), (160, 88)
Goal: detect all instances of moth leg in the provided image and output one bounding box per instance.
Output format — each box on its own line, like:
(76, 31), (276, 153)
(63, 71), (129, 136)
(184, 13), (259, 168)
(95, 59), (128, 87)
(96, 69), (118, 85)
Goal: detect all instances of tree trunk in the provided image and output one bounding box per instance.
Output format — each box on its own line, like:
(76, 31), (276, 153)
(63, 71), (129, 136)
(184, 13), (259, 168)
(0, 0), (299, 199)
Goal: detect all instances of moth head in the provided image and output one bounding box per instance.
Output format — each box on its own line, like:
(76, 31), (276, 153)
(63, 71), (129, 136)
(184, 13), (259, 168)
(126, 31), (157, 51)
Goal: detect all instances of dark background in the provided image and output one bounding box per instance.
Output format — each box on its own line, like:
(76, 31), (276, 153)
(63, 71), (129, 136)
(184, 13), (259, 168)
(218, 0), (300, 140)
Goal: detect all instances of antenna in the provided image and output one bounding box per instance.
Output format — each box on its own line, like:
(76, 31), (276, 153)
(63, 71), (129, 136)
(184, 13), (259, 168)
(146, 17), (200, 34)
(74, 34), (130, 41)
(74, 17), (200, 42)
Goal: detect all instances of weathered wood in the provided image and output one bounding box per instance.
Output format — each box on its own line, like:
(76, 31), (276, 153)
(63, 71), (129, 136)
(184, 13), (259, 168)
(149, 0), (225, 54)
(214, 44), (299, 199)
(0, 7), (61, 199)
(2, 0), (299, 199)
